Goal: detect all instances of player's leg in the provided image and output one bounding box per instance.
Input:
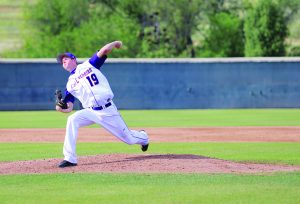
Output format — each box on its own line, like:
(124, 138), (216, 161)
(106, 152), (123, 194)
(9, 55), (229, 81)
(94, 102), (149, 147)
(100, 115), (149, 145)
(63, 109), (96, 164)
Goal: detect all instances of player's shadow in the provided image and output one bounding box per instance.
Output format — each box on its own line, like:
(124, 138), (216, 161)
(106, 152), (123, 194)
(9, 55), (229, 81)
(83, 154), (210, 166)
(125, 154), (210, 161)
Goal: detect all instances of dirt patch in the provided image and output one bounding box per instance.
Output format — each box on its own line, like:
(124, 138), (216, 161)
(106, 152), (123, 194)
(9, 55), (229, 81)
(0, 127), (300, 175)
(1, 154), (300, 175)
(1, 127), (300, 143)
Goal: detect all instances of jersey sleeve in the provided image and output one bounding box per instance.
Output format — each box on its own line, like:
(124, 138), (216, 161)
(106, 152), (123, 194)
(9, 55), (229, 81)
(89, 52), (107, 69)
(63, 90), (75, 103)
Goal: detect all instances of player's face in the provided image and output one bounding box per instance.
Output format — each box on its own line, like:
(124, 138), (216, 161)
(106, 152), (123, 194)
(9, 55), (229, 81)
(62, 57), (77, 72)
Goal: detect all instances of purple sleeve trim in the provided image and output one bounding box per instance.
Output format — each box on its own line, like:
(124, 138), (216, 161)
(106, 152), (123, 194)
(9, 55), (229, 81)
(89, 52), (107, 69)
(64, 90), (75, 103)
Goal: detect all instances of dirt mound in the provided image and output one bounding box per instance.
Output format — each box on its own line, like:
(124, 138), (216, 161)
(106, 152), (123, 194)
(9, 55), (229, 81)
(1, 154), (299, 175)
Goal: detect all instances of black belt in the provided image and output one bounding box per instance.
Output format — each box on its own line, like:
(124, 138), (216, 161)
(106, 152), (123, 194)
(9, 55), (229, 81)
(92, 102), (112, 110)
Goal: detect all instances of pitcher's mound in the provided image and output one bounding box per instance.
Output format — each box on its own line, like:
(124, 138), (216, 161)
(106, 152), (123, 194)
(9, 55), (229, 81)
(1, 154), (300, 175)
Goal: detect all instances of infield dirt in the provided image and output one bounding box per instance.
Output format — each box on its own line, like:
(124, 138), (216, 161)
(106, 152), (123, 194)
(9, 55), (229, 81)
(0, 127), (300, 175)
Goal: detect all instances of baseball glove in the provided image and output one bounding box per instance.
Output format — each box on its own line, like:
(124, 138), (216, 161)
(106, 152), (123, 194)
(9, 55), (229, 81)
(55, 89), (68, 109)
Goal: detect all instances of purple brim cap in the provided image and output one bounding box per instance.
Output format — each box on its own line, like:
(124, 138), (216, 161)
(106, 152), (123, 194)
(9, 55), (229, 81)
(57, 52), (76, 64)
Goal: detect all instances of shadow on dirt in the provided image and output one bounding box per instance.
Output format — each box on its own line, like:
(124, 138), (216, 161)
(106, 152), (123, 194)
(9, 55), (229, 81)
(125, 154), (210, 161)
(83, 154), (211, 166)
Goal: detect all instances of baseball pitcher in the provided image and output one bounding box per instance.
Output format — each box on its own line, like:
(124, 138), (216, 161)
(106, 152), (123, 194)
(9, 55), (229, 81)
(55, 41), (149, 168)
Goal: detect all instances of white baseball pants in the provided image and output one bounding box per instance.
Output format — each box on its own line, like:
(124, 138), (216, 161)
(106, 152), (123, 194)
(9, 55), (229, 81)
(63, 101), (149, 163)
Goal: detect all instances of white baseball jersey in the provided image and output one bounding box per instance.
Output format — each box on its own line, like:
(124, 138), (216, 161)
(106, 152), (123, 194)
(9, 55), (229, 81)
(67, 61), (113, 108)
(65, 54), (113, 108)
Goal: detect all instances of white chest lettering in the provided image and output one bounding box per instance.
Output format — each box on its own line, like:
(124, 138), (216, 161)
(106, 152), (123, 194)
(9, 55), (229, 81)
(69, 68), (93, 89)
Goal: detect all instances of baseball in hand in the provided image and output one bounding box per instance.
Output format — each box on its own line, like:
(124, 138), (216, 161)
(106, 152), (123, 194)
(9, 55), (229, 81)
(115, 41), (122, 48)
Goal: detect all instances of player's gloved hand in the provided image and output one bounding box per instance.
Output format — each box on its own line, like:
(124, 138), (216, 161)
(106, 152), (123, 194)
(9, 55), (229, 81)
(55, 89), (68, 109)
(56, 100), (68, 109)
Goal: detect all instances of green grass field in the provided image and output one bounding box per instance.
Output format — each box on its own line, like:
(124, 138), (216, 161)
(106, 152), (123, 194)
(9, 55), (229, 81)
(0, 142), (299, 165)
(1, 108), (300, 128)
(0, 109), (299, 204)
(0, 173), (299, 204)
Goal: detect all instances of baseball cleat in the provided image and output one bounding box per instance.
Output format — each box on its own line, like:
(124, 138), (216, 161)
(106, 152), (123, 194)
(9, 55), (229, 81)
(58, 160), (77, 168)
(139, 130), (149, 152)
(141, 143), (149, 152)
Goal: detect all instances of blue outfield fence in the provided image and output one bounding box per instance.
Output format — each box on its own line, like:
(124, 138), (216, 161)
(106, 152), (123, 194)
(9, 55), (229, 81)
(0, 57), (300, 110)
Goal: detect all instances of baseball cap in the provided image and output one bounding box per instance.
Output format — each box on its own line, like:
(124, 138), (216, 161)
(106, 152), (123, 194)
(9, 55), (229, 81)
(57, 52), (76, 64)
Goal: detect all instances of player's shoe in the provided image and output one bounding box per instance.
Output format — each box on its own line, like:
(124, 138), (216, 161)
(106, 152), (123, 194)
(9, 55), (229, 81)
(58, 160), (77, 168)
(139, 130), (149, 152)
(141, 143), (149, 152)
